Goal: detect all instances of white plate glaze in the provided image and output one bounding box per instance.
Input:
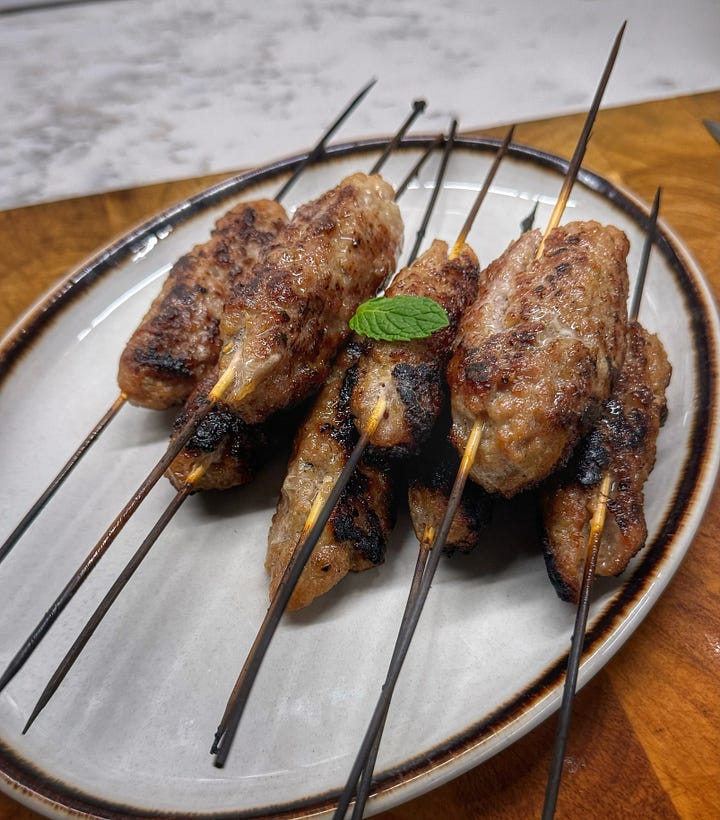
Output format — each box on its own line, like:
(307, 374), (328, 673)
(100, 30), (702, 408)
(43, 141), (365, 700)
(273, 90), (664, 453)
(0, 139), (718, 819)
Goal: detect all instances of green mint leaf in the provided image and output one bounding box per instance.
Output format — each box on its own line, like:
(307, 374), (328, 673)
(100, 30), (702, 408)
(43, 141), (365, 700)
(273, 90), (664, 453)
(349, 295), (449, 342)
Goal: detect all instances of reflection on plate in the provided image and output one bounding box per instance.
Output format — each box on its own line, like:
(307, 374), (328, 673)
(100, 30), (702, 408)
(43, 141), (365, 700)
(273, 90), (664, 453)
(0, 138), (718, 819)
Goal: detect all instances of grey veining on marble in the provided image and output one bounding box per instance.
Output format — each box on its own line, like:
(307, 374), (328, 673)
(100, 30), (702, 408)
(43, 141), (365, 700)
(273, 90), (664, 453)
(1, 0), (718, 210)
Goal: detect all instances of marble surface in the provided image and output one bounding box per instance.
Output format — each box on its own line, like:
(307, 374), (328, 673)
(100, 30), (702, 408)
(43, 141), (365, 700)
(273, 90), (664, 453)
(1, 0), (718, 211)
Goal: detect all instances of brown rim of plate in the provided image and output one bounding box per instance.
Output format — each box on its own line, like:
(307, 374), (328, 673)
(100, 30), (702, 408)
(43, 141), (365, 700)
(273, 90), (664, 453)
(0, 136), (716, 819)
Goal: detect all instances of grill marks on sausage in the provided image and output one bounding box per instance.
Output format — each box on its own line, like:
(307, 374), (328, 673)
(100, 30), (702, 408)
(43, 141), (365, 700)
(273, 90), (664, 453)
(265, 344), (395, 610)
(541, 322), (671, 602)
(118, 200), (288, 410)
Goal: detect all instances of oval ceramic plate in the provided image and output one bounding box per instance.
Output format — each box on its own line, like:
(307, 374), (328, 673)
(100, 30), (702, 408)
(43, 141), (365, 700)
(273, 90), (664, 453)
(0, 139), (718, 819)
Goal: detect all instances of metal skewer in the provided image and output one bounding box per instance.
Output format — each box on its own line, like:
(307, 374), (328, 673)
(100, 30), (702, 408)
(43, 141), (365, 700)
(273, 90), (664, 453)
(333, 23), (626, 818)
(212, 122), (515, 769)
(0, 78), (378, 567)
(17, 124), (440, 730)
(541, 186), (661, 820)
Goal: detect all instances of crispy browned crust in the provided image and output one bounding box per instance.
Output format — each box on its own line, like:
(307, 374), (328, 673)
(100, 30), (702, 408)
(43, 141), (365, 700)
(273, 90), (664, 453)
(218, 173), (404, 424)
(407, 413), (492, 554)
(448, 221), (630, 497)
(118, 200), (288, 410)
(265, 343), (396, 610)
(165, 375), (268, 491)
(350, 240), (479, 459)
(541, 322), (671, 602)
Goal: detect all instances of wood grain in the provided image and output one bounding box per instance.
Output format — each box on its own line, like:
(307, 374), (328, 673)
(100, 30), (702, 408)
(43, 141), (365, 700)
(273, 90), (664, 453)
(1, 91), (719, 820)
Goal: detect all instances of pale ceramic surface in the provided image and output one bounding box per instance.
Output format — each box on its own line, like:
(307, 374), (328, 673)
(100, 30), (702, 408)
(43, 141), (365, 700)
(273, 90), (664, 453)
(0, 0), (718, 210)
(0, 142), (718, 818)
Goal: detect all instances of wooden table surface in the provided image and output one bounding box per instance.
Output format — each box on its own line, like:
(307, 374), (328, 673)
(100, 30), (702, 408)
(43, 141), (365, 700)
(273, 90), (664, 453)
(0, 90), (718, 819)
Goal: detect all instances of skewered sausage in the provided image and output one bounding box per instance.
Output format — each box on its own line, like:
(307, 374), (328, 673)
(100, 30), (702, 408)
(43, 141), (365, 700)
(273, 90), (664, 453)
(265, 343), (396, 610)
(350, 239), (479, 459)
(447, 221), (630, 497)
(118, 200), (288, 410)
(217, 173), (404, 424)
(541, 321), (671, 602)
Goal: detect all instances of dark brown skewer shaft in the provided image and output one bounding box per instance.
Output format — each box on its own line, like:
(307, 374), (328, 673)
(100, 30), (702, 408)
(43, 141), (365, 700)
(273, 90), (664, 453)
(22, 483), (194, 733)
(0, 404), (210, 694)
(406, 119), (457, 263)
(541, 186), (661, 820)
(333, 427), (481, 820)
(16, 128), (438, 726)
(0, 391), (127, 565)
(334, 25), (626, 817)
(368, 100), (427, 175)
(274, 78), (377, 200)
(351, 530), (432, 819)
(212, 124), (512, 768)
(0, 79), (378, 567)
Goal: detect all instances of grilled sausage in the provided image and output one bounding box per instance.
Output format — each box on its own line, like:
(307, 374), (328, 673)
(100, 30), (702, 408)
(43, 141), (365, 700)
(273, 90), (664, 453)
(350, 239), (479, 459)
(118, 200), (288, 410)
(447, 221), (630, 497)
(166, 374), (269, 492)
(407, 412), (492, 554)
(265, 343), (395, 610)
(541, 321), (671, 602)
(218, 173), (403, 425)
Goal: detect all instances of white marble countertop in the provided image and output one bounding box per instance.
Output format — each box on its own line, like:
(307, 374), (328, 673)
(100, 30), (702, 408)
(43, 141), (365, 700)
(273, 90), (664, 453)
(1, 0), (718, 211)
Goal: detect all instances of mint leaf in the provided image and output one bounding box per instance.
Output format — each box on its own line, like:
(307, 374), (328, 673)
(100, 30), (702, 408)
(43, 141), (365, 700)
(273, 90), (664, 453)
(349, 295), (449, 342)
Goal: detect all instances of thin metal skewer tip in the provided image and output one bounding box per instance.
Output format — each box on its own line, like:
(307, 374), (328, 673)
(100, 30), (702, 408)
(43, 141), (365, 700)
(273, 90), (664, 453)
(369, 99), (427, 175)
(0, 392), (127, 566)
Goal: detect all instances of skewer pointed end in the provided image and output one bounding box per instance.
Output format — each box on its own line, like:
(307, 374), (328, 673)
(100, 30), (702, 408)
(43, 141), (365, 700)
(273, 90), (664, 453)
(21, 702), (44, 735)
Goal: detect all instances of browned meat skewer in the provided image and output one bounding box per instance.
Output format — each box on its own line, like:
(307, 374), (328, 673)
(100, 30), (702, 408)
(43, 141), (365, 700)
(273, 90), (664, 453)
(265, 343), (396, 610)
(350, 239), (479, 459)
(217, 172), (404, 424)
(118, 200), (288, 409)
(447, 220), (630, 498)
(541, 320), (671, 602)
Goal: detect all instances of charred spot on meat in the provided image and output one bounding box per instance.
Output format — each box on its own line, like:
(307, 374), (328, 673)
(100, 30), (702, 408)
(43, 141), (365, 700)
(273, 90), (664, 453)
(350, 240), (479, 459)
(265, 344), (396, 610)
